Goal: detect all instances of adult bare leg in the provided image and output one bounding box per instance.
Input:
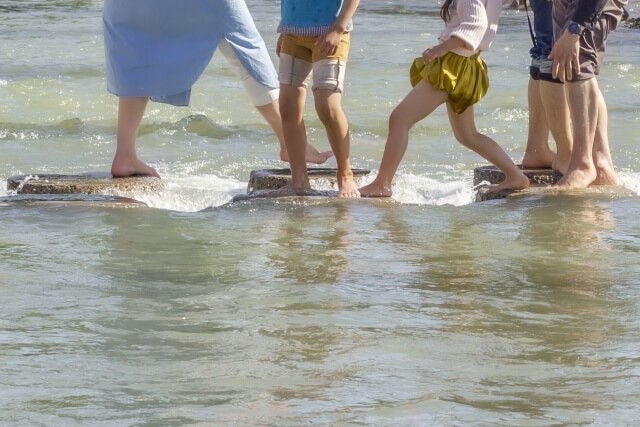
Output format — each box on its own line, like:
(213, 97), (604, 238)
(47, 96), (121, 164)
(111, 97), (160, 178)
(522, 78), (556, 169)
(556, 79), (598, 188)
(540, 80), (573, 175)
(591, 88), (618, 185)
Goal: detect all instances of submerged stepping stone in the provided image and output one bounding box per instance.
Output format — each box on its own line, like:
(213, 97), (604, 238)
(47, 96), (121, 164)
(227, 189), (397, 206)
(475, 184), (637, 202)
(0, 194), (147, 207)
(7, 172), (163, 195)
(247, 167), (371, 194)
(473, 165), (562, 186)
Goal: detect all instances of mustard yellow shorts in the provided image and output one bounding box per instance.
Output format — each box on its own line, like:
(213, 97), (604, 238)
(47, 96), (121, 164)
(278, 33), (350, 92)
(410, 52), (489, 114)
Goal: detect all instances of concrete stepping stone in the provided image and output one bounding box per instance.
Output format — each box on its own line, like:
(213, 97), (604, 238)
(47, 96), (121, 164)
(7, 172), (163, 195)
(247, 168), (371, 195)
(473, 165), (562, 186)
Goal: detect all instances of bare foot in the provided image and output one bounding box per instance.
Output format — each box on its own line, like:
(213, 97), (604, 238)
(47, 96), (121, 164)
(338, 175), (360, 198)
(111, 154), (160, 178)
(555, 166), (597, 188)
(280, 145), (334, 165)
(359, 180), (392, 198)
(487, 172), (530, 194)
(592, 163), (619, 186)
(592, 170), (619, 185)
(522, 150), (556, 170)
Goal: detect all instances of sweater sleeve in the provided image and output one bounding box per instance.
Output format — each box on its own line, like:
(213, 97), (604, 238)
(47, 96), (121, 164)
(448, 0), (488, 52)
(572, 0), (608, 27)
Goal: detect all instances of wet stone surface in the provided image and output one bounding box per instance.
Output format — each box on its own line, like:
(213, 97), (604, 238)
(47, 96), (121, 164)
(473, 165), (562, 186)
(247, 168), (371, 194)
(7, 173), (164, 195)
(0, 193), (148, 207)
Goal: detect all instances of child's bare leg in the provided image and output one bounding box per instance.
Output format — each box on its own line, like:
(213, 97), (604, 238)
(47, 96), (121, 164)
(360, 80), (447, 197)
(447, 104), (529, 192)
(522, 78), (556, 169)
(255, 101), (333, 164)
(111, 97), (160, 178)
(314, 89), (359, 198)
(279, 83), (311, 191)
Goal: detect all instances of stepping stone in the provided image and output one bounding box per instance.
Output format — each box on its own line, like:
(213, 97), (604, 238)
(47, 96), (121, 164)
(247, 167), (371, 194)
(6, 172), (163, 195)
(473, 165), (562, 186)
(475, 184), (637, 202)
(0, 194), (147, 207)
(227, 189), (396, 206)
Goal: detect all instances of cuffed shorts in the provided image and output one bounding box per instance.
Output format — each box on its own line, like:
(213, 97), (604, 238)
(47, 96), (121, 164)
(278, 33), (350, 92)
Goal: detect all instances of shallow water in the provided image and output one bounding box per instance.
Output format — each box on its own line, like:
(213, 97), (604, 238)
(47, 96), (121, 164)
(1, 1), (640, 425)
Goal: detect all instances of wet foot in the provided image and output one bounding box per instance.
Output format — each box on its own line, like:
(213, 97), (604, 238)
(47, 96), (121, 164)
(486, 173), (530, 194)
(338, 175), (360, 198)
(111, 156), (160, 179)
(280, 145), (334, 165)
(592, 167), (619, 186)
(359, 180), (392, 198)
(555, 166), (597, 188)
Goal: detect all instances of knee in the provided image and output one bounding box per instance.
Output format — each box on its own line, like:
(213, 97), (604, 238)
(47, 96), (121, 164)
(452, 129), (478, 148)
(314, 99), (341, 125)
(388, 107), (412, 131)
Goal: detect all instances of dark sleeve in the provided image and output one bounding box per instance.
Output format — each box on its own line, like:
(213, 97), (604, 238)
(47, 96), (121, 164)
(572, 0), (608, 27)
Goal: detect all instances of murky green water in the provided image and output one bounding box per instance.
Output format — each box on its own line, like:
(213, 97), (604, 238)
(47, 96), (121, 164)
(1, 1), (640, 425)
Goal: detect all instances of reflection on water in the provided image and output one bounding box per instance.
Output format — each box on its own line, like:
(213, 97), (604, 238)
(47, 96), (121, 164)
(268, 202), (350, 284)
(1, 197), (639, 425)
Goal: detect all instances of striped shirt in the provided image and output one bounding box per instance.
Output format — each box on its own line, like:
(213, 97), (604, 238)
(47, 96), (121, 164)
(277, 0), (353, 37)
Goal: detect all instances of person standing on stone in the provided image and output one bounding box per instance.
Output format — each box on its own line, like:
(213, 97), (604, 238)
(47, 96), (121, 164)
(275, 0), (362, 198)
(549, 0), (626, 187)
(103, 0), (332, 179)
(359, 0), (529, 197)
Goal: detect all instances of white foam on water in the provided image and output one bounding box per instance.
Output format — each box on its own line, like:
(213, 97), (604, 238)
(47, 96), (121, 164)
(618, 171), (640, 196)
(118, 173), (246, 212)
(357, 171), (476, 206)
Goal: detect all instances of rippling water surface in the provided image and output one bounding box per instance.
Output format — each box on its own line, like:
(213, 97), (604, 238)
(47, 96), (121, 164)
(1, 1), (640, 425)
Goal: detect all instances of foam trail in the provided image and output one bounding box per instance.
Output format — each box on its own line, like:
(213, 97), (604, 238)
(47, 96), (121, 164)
(119, 174), (246, 212)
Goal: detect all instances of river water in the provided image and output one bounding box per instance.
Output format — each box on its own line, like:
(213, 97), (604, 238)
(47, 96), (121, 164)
(1, 1), (640, 425)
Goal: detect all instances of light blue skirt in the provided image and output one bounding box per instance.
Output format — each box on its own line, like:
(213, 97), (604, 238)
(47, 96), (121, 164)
(103, 0), (279, 106)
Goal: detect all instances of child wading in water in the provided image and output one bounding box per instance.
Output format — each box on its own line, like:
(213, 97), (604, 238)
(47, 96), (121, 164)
(276, 0), (361, 198)
(359, 0), (529, 197)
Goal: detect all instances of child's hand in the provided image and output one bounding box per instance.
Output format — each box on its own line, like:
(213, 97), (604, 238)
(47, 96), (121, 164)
(276, 34), (283, 57)
(315, 30), (341, 56)
(422, 44), (448, 63)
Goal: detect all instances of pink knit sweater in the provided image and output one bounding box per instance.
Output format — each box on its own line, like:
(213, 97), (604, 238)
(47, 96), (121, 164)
(438, 0), (507, 57)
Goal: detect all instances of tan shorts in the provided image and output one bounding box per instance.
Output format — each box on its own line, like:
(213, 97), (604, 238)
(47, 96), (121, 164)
(278, 33), (350, 92)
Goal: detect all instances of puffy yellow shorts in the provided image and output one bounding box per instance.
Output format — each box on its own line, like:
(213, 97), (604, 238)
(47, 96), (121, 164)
(410, 52), (489, 114)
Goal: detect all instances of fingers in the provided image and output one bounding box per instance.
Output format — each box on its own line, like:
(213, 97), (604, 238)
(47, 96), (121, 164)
(314, 37), (338, 55)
